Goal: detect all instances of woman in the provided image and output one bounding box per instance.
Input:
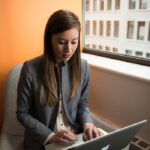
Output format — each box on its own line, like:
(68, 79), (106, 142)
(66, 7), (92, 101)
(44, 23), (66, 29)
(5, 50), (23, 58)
(17, 10), (103, 150)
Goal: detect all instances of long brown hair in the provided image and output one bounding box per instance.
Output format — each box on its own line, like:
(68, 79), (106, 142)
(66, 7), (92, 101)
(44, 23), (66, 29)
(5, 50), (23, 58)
(40, 10), (81, 106)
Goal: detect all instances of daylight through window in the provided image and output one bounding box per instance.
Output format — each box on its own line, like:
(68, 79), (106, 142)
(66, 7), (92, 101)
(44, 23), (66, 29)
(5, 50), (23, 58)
(83, 0), (150, 62)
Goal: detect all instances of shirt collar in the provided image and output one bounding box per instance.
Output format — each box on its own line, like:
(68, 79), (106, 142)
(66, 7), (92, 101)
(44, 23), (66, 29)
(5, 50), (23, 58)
(54, 61), (67, 68)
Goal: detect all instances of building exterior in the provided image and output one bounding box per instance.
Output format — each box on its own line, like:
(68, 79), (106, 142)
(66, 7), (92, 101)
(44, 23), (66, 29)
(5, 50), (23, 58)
(84, 0), (150, 59)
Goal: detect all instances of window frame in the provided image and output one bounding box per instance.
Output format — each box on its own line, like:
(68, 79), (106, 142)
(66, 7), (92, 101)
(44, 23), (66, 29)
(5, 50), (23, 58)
(82, 0), (150, 66)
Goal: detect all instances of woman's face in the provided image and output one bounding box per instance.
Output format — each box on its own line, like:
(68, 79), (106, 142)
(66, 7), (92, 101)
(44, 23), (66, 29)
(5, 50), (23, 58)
(51, 28), (79, 63)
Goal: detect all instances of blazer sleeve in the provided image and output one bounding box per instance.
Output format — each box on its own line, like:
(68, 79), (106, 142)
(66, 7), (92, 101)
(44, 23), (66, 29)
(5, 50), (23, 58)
(77, 60), (93, 128)
(16, 62), (52, 144)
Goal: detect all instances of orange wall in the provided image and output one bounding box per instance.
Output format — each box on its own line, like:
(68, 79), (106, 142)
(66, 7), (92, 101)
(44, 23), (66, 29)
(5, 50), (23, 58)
(0, 0), (82, 132)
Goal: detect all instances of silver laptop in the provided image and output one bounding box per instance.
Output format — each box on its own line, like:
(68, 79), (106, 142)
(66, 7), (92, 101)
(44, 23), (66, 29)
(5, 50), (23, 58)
(45, 120), (147, 150)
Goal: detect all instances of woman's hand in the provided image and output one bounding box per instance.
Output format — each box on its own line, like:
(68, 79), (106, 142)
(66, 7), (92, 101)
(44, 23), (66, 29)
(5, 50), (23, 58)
(83, 123), (103, 141)
(48, 130), (78, 145)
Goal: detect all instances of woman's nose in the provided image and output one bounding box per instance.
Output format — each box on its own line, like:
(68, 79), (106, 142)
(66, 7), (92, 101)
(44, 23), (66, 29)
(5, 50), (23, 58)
(65, 43), (71, 53)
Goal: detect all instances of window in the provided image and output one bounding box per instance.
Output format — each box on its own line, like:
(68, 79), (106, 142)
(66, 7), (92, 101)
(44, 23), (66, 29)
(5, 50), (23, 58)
(99, 21), (103, 36)
(86, 21), (90, 35)
(127, 21), (134, 39)
(135, 51), (143, 57)
(92, 44), (97, 48)
(115, 0), (120, 10)
(93, 0), (97, 11)
(148, 22), (150, 41)
(93, 21), (97, 35)
(105, 46), (110, 51)
(114, 21), (119, 37)
(99, 45), (103, 50)
(86, 0), (90, 11)
(83, 0), (150, 66)
(107, 0), (112, 10)
(100, 0), (104, 10)
(139, 0), (147, 9)
(146, 53), (150, 58)
(137, 22), (145, 40)
(129, 0), (136, 9)
(86, 44), (90, 48)
(113, 47), (118, 52)
(125, 50), (133, 55)
(106, 21), (111, 37)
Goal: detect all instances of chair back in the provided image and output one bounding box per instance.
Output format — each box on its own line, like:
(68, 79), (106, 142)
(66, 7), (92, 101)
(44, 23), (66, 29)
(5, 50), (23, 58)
(0, 64), (25, 150)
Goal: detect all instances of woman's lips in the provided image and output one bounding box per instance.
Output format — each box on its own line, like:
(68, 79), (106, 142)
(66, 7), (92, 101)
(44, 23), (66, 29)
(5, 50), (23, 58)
(63, 54), (71, 59)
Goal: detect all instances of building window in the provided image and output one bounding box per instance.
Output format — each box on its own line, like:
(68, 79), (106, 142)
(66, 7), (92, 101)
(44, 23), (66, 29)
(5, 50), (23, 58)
(86, 0), (90, 11)
(148, 22), (150, 41)
(127, 21), (134, 39)
(86, 21), (90, 35)
(125, 50), (133, 55)
(99, 45), (103, 50)
(146, 53), (150, 58)
(106, 21), (111, 37)
(114, 21), (119, 37)
(113, 47), (118, 52)
(83, 0), (150, 65)
(107, 0), (112, 10)
(99, 21), (103, 36)
(86, 44), (90, 48)
(92, 44), (97, 48)
(100, 0), (104, 10)
(135, 51), (143, 57)
(139, 0), (147, 9)
(93, 21), (97, 35)
(137, 22), (145, 40)
(129, 0), (136, 9)
(93, 0), (97, 11)
(105, 46), (110, 51)
(115, 0), (120, 10)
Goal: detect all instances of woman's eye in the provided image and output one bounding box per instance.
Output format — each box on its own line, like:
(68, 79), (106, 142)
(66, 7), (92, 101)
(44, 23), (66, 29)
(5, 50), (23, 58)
(58, 40), (78, 45)
(58, 41), (66, 44)
(72, 41), (78, 44)
(58, 40), (67, 44)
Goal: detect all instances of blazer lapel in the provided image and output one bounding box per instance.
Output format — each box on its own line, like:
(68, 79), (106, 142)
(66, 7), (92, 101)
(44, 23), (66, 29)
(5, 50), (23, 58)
(61, 63), (73, 124)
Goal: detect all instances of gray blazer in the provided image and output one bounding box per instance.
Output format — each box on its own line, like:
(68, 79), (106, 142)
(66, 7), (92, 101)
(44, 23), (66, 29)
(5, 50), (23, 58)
(16, 56), (93, 150)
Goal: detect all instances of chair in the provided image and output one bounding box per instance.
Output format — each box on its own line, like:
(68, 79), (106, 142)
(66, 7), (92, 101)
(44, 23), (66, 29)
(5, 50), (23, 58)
(0, 64), (24, 150)
(0, 64), (129, 150)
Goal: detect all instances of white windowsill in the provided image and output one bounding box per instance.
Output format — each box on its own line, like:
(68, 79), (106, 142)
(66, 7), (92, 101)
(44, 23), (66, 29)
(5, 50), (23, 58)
(81, 53), (150, 83)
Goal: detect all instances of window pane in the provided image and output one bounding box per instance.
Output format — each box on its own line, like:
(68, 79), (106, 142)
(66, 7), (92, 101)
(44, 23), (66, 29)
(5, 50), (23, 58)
(148, 22), (150, 41)
(86, 21), (90, 35)
(114, 21), (119, 37)
(93, 0), (97, 11)
(137, 22), (145, 40)
(86, 0), (90, 11)
(127, 21), (134, 39)
(146, 53), (150, 59)
(83, 0), (150, 63)
(115, 0), (120, 10)
(105, 46), (110, 51)
(99, 45), (103, 50)
(135, 51), (143, 57)
(86, 44), (90, 48)
(100, 0), (104, 10)
(129, 0), (136, 9)
(99, 21), (103, 36)
(126, 50), (133, 56)
(106, 21), (111, 37)
(107, 0), (112, 10)
(93, 21), (97, 35)
(93, 44), (97, 48)
(113, 47), (118, 52)
(139, 0), (147, 9)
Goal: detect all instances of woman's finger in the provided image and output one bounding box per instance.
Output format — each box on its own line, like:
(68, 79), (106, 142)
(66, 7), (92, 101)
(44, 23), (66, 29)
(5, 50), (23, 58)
(62, 131), (77, 142)
(83, 126), (93, 141)
(92, 127), (100, 138)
